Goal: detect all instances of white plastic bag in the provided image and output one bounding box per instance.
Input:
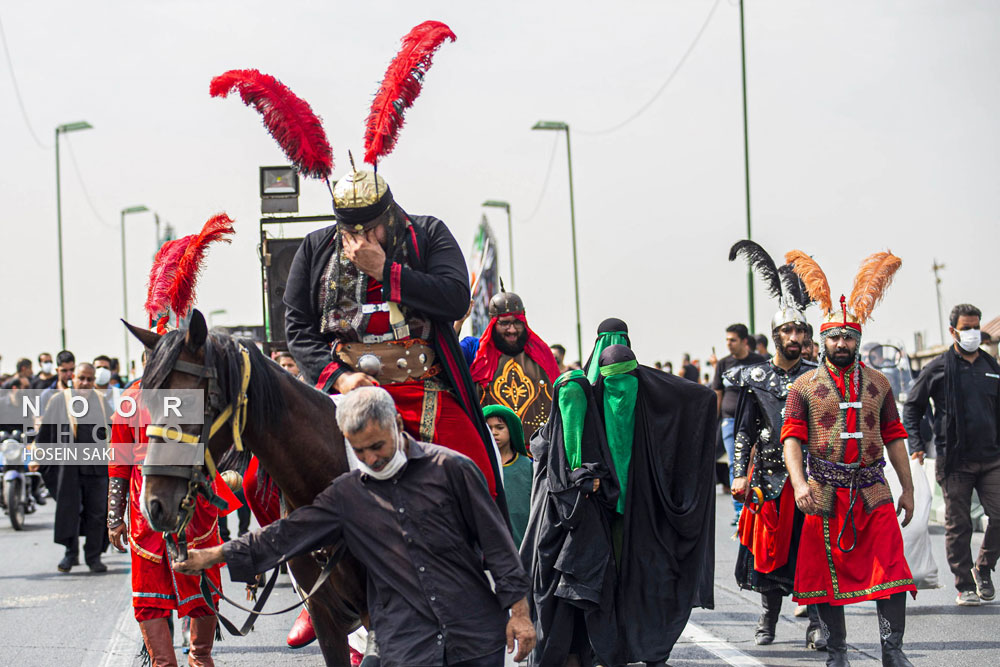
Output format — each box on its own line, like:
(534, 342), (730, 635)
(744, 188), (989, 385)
(885, 457), (940, 588)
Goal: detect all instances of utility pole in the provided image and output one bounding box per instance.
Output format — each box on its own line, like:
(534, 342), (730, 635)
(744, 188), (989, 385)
(738, 0), (755, 332)
(933, 259), (946, 345)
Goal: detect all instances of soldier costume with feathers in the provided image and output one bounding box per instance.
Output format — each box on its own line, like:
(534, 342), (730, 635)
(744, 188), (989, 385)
(725, 240), (825, 651)
(779, 249), (916, 667)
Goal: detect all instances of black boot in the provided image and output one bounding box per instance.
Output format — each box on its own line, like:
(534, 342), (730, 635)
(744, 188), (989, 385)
(806, 604), (828, 651)
(876, 593), (913, 667)
(755, 591), (782, 645)
(816, 603), (850, 666)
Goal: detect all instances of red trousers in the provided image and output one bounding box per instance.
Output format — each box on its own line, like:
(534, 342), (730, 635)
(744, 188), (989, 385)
(131, 545), (222, 621)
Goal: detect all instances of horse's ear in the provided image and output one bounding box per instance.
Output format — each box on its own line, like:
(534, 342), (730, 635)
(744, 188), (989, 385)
(186, 310), (208, 353)
(122, 319), (161, 351)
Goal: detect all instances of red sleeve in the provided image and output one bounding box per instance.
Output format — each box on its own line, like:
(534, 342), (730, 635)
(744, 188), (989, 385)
(880, 388), (908, 442)
(109, 416), (134, 479)
(780, 386), (809, 443)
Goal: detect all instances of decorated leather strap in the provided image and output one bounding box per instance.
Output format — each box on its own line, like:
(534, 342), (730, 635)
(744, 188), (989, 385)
(107, 477), (127, 528)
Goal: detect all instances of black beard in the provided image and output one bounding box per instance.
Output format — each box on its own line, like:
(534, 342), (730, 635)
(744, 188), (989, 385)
(776, 339), (802, 362)
(493, 327), (528, 356)
(828, 350), (854, 368)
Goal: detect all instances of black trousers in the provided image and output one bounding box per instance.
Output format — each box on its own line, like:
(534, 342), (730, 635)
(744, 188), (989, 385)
(446, 648), (505, 667)
(54, 470), (108, 565)
(937, 456), (1000, 591)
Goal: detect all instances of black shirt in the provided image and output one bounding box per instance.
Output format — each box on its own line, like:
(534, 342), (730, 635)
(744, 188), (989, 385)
(223, 435), (529, 667)
(682, 364), (699, 383)
(903, 347), (1000, 463)
(712, 352), (767, 419)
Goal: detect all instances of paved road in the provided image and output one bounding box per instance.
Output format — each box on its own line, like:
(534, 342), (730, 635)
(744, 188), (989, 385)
(2, 491), (996, 666)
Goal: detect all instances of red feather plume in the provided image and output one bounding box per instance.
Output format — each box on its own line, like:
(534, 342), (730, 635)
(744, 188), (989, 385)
(168, 214), (236, 318)
(145, 237), (194, 324)
(364, 21), (457, 165)
(211, 69), (333, 180)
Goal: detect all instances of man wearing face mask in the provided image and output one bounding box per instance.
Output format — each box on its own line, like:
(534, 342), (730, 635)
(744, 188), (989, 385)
(725, 242), (824, 651)
(35, 362), (111, 573)
(31, 352), (56, 389)
(93, 355), (115, 399)
(903, 303), (1000, 607)
(175, 387), (536, 667)
(780, 250), (916, 667)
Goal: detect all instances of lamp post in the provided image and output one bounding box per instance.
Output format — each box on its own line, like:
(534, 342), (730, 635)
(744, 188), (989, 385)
(532, 120), (582, 362)
(932, 260), (946, 345)
(121, 205), (150, 375)
(55, 121), (93, 349)
(738, 0), (755, 332)
(482, 200), (514, 290)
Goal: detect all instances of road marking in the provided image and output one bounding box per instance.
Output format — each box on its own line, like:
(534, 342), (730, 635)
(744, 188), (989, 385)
(84, 580), (141, 667)
(683, 622), (765, 666)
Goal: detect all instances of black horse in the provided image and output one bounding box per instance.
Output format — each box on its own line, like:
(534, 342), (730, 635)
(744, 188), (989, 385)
(126, 309), (365, 666)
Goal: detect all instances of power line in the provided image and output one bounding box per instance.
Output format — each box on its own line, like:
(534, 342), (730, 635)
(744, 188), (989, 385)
(0, 13), (49, 149)
(62, 135), (117, 231)
(577, 0), (722, 136)
(521, 133), (561, 223)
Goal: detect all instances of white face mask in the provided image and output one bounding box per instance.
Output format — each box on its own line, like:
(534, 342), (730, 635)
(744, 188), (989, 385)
(353, 430), (408, 481)
(40, 362), (54, 374)
(94, 367), (112, 386)
(957, 329), (981, 353)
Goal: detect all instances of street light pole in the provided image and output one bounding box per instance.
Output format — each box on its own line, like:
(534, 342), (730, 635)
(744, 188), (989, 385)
(738, 0), (755, 333)
(54, 121), (93, 349)
(121, 205), (150, 376)
(533, 121), (583, 363)
(482, 200), (514, 290)
(933, 259), (946, 345)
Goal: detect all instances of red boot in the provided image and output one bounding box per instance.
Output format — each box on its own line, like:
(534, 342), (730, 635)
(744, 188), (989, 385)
(287, 608), (317, 649)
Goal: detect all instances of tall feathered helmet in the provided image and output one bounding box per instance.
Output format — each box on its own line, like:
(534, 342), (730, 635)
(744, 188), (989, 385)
(210, 21), (456, 233)
(784, 250), (902, 360)
(729, 240), (813, 332)
(145, 214), (235, 334)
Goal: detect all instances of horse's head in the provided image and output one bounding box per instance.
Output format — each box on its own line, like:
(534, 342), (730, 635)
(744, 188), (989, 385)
(124, 309), (245, 537)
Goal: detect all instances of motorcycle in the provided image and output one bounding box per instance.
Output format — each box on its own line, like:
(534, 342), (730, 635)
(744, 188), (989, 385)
(1, 430), (43, 531)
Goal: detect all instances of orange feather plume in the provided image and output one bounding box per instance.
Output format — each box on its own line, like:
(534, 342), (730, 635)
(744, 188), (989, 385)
(848, 251), (902, 324)
(784, 250), (832, 314)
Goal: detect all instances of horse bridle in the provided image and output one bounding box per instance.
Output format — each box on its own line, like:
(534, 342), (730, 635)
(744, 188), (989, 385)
(143, 342), (252, 560)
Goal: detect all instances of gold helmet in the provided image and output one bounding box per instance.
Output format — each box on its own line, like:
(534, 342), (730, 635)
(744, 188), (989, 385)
(332, 166), (394, 232)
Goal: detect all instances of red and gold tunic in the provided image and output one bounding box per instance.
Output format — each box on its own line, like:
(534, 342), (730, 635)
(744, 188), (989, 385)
(109, 383), (238, 620)
(780, 361), (915, 606)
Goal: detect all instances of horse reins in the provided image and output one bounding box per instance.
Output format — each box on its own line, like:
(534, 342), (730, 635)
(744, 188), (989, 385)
(142, 342), (341, 635)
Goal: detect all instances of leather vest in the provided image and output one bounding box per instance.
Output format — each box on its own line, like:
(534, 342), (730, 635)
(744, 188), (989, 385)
(728, 360), (816, 502)
(792, 364), (894, 515)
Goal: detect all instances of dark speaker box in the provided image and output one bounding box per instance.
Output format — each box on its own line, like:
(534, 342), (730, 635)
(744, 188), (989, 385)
(263, 237), (304, 343)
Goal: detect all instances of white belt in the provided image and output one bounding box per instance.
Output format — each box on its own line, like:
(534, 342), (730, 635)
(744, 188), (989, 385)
(840, 432), (863, 440)
(361, 303), (391, 314)
(839, 401), (862, 409)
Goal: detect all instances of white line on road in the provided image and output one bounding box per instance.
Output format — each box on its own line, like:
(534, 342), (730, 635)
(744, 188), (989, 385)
(682, 622), (765, 666)
(89, 582), (141, 667)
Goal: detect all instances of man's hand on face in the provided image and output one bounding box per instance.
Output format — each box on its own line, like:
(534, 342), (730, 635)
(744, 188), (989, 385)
(342, 229), (386, 280)
(506, 598), (536, 662)
(334, 371), (378, 394)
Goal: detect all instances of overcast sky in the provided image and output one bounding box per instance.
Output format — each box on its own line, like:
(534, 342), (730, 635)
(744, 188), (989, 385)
(1, 1), (998, 375)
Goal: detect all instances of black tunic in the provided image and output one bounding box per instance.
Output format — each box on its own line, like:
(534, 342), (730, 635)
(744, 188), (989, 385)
(224, 435), (528, 667)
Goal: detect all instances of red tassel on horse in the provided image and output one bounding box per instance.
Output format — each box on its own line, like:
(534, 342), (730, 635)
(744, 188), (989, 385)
(168, 213), (236, 318)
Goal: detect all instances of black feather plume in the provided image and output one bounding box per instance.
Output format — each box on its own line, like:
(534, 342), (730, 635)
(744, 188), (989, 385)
(729, 240), (782, 300)
(779, 264), (814, 310)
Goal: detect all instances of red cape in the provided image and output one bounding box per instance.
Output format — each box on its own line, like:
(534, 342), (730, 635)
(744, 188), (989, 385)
(469, 313), (560, 386)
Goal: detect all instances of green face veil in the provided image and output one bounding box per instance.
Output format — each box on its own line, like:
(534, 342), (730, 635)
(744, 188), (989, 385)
(554, 369), (588, 469)
(584, 317), (631, 384)
(482, 404), (527, 458)
(598, 346), (638, 514)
